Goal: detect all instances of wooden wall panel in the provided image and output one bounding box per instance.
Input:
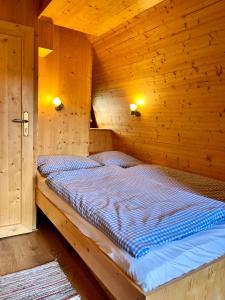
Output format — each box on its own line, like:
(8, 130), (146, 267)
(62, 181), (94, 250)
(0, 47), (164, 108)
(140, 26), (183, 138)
(89, 129), (113, 154)
(38, 25), (92, 156)
(0, 0), (38, 27)
(92, 0), (225, 180)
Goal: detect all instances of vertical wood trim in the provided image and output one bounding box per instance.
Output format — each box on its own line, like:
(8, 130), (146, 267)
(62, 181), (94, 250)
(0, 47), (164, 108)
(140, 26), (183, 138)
(21, 25), (34, 231)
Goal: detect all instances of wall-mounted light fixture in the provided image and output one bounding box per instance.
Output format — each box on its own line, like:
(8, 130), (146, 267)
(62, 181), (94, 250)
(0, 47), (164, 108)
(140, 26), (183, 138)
(130, 103), (141, 117)
(130, 98), (145, 117)
(52, 97), (64, 111)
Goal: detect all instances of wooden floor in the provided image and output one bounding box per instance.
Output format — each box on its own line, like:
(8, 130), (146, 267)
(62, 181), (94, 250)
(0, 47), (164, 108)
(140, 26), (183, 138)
(0, 211), (110, 300)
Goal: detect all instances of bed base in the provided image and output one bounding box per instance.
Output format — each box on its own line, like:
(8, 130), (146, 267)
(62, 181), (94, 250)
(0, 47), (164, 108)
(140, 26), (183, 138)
(36, 188), (225, 300)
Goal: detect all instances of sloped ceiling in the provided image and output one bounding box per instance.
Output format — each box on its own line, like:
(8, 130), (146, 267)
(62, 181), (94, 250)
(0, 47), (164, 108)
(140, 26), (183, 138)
(41, 0), (165, 36)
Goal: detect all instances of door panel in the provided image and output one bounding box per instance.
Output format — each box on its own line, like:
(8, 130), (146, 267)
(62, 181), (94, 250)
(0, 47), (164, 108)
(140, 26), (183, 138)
(0, 35), (22, 227)
(8, 36), (22, 226)
(0, 21), (34, 238)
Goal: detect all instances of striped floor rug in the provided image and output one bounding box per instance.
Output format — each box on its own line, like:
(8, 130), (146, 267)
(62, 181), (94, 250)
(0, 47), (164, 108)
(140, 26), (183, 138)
(0, 261), (81, 300)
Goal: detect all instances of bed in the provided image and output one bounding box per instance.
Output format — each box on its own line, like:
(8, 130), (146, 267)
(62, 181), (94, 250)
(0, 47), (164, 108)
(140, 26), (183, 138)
(36, 152), (225, 300)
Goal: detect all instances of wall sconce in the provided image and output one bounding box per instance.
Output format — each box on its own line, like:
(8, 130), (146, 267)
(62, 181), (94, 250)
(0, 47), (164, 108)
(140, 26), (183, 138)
(52, 97), (64, 111)
(130, 103), (141, 117)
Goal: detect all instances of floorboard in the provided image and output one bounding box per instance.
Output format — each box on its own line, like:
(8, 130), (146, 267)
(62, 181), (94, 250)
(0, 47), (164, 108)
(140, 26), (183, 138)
(0, 210), (111, 300)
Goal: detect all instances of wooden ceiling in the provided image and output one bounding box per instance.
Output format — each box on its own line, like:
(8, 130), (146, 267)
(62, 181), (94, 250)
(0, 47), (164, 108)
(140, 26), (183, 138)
(41, 0), (165, 36)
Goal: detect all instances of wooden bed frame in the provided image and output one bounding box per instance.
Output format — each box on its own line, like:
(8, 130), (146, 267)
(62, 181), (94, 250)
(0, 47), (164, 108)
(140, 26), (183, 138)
(36, 188), (225, 300)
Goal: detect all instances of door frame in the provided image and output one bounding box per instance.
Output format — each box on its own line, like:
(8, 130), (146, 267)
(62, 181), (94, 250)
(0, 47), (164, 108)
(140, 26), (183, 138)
(0, 20), (34, 238)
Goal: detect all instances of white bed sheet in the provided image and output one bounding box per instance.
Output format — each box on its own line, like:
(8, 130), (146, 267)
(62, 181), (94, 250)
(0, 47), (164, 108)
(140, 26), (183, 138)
(37, 172), (225, 293)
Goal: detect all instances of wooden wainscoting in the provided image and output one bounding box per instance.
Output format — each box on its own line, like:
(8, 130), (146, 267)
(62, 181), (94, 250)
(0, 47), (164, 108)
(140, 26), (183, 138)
(89, 129), (113, 154)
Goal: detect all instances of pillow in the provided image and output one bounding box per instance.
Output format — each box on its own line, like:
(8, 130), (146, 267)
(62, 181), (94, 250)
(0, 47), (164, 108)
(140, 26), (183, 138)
(37, 155), (102, 176)
(89, 151), (142, 168)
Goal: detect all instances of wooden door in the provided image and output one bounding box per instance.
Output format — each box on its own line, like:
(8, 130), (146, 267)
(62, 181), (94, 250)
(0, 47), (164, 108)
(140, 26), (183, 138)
(0, 21), (34, 238)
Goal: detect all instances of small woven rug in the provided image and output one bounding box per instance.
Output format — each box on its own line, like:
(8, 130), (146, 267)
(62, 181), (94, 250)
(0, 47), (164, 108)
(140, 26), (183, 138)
(0, 261), (81, 300)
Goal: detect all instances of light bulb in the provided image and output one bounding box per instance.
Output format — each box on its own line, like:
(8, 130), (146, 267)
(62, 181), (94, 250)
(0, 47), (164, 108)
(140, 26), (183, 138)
(52, 97), (62, 106)
(130, 103), (137, 111)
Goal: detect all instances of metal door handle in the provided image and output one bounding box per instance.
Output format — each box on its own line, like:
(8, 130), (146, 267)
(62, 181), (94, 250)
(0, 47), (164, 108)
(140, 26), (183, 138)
(12, 119), (29, 123)
(12, 112), (29, 136)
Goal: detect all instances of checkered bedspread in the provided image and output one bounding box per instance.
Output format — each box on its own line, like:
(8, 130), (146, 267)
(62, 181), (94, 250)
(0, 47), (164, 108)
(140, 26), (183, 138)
(46, 165), (225, 258)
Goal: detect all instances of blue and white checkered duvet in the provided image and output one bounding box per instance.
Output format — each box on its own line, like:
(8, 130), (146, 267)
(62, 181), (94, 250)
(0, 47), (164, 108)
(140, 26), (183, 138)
(46, 165), (225, 258)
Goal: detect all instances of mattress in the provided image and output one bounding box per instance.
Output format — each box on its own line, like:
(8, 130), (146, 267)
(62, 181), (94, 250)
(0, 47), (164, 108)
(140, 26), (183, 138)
(37, 171), (225, 293)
